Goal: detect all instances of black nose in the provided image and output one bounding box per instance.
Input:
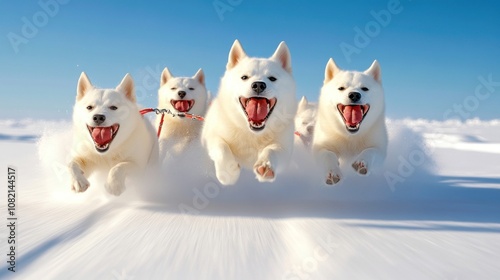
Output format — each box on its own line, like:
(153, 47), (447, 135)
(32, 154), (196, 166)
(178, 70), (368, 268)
(348, 92), (361, 103)
(251, 81), (267, 94)
(178, 91), (186, 99)
(93, 114), (106, 126)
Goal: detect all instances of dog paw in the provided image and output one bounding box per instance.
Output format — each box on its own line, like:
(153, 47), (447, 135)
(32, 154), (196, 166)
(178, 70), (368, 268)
(254, 161), (275, 182)
(352, 161), (369, 176)
(325, 172), (341, 186)
(104, 181), (125, 196)
(215, 160), (240, 186)
(71, 176), (90, 193)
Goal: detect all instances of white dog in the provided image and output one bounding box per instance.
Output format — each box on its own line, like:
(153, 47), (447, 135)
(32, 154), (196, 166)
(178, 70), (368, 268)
(313, 59), (387, 185)
(69, 72), (158, 195)
(202, 40), (297, 185)
(156, 67), (208, 159)
(294, 96), (317, 147)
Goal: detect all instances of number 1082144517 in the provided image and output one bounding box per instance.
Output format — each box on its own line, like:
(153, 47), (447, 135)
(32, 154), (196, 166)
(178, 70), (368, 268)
(7, 167), (16, 217)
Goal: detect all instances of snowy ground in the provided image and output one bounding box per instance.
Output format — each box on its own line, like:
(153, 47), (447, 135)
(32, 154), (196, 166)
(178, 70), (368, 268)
(0, 118), (499, 280)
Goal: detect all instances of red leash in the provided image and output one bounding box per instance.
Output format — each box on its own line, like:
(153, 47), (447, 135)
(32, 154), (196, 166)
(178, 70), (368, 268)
(140, 108), (204, 138)
(142, 107), (300, 139)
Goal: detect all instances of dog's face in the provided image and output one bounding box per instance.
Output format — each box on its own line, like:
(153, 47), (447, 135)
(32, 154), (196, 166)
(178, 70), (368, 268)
(219, 40), (296, 133)
(295, 96), (317, 139)
(73, 72), (139, 153)
(158, 68), (208, 117)
(320, 59), (384, 135)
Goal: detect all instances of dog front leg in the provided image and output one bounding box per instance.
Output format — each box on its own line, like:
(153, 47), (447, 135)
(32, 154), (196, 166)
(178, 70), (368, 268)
(254, 144), (286, 183)
(69, 158), (92, 193)
(105, 162), (136, 196)
(206, 139), (240, 186)
(316, 149), (343, 185)
(352, 147), (385, 176)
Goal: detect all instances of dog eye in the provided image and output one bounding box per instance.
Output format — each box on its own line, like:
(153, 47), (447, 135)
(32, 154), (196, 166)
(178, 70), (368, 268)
(170, 87), (177, 90)
(241, 75), (249, 80)
(268, 76), (277, 82)
(188, 87), (195, 90)
(361, 87), (369, 91)
(109, 106), (118, 110)
(86, 105), (93, 110)
(338, 87), (346, 91)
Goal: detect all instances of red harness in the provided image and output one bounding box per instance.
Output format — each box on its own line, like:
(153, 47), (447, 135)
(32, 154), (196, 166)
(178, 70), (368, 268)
(140, 107), (302, 139)
(140, 108), (205, 137)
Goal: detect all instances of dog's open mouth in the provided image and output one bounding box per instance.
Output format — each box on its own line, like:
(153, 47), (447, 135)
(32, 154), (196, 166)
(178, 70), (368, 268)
(170, 99), (195, 114)
(87, 124), (119, 152)
(337, 104), (370, 133)
(239, 97), (277, 131)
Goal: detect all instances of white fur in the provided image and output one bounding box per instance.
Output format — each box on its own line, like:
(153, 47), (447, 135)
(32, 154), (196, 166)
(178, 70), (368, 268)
(202, 40), (297, 185)
(294, 96), (317, 147)
(156, 68), (208, 160)
(312, 59), (388, 185)
(69, 72), (158, 195)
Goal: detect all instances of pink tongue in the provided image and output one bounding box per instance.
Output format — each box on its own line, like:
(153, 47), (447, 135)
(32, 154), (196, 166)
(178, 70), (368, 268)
(245, 98), (269, 122)
(174, 100), (190, 112)
(91, 127), (113, 146)
(343, 105), (363, 126)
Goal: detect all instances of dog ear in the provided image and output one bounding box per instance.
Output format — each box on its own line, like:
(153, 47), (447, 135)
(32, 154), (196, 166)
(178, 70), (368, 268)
(227, 40), (247, 70)
(193, 68), (205, 86)
(271, 41), (292, 73)
(116, 73), (136, 102)
(298, 96), (308, 112)
(161, 67), (173, 87)
(365, 60), (382, 83)
(77, 72), (93, 100)
(324, 58), (341, 83)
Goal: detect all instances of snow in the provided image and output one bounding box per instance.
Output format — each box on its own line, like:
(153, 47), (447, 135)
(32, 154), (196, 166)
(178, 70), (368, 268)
(1, 118), (499, 279)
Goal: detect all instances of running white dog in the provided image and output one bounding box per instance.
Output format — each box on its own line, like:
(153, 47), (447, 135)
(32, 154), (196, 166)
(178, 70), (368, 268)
(69, 72), (158, 195)
(202, 40), (297, 185)
(313, 59), (387, 185)
(157, 67), (208, 159)
(294, 96), (317, 147)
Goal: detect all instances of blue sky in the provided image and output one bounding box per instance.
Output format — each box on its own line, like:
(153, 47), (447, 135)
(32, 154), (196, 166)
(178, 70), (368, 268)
(1, 0), (499, 120)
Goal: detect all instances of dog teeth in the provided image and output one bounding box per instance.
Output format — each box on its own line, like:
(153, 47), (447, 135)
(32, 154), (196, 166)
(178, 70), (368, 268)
(252, 122), (265, 128)
(96, 143), (109, 150)
(347, 124), (360, 131)
(250, 121), (265, 128)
